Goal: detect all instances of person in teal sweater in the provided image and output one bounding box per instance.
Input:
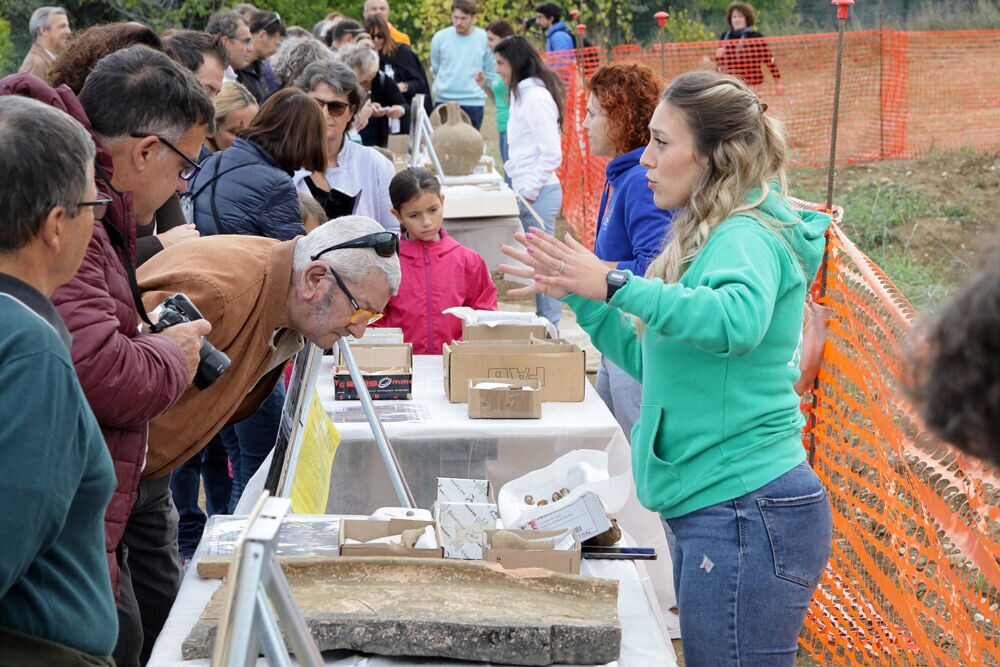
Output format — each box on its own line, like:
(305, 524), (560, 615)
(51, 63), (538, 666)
(500, 70), (833, 666)
(0, 96), (118, 665)
(476, 20), (514, 172)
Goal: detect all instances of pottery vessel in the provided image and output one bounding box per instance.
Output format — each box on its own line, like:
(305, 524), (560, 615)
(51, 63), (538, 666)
(430, 101), (484, 176)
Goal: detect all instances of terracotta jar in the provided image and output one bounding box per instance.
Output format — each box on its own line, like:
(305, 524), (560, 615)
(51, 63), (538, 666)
(430, 101), (484, 176)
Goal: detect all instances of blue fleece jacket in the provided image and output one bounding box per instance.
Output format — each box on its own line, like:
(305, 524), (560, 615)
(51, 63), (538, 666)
(565, 187), (831, 518)
(593, 147), (674, 276)
(545, 22), (576, 51)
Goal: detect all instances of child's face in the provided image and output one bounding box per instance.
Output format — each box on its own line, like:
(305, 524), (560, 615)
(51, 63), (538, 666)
(395, 191), (444, 242)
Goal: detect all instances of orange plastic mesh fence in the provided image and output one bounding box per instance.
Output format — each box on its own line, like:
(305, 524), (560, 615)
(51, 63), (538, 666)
(796, 215), (1000, 666)
(543, 29), (1000, 249)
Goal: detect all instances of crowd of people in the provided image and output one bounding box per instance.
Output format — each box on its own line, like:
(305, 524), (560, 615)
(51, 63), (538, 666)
(1, 2), (995, 667)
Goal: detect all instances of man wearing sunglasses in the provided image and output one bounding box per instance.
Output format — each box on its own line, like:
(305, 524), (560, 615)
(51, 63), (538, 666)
(1, 45), (215, 667)
(137, 215), (399, 529)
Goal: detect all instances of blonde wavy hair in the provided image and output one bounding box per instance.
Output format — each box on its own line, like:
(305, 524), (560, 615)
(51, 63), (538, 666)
(645, 71), (788, 283)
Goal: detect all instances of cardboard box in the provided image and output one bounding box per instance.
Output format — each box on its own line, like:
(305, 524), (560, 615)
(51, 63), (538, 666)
(437, 478), (491, 503)
(462, 322), (550, 341)
(386, 134), (409, 158)
(334, 343), (412, 400)
(484, 529), (581, 574)
(468, 379), (542, 419)
(434, 501), (500, 559)
(442, 340), (585, 403)
(518, 491), (612, 542)
(339, 518), (442, 558)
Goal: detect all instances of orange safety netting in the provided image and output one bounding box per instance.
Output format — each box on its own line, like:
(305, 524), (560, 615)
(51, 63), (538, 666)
(544, 29), (1000, 249)
(537, 34), (1000, 663)
(798, 215), (1000, 666)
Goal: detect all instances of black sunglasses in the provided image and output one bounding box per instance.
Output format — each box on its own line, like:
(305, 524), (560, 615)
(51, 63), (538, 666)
(78, 191), (113, 220)
(130, 133), (201, 181)
(311, 96), (353, 118)
(310, 232), (399, 262)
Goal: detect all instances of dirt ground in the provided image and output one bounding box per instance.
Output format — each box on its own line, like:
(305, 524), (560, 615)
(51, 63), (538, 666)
(791, 150), (1000, 291)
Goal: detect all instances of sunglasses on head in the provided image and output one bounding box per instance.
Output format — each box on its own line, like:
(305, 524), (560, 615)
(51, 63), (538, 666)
(260, 12), (281, 31)
(310, 232), (399, 262)
(312, 96), (353, 118)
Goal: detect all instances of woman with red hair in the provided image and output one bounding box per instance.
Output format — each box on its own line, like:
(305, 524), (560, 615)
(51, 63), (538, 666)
(583, 62), (676, 439)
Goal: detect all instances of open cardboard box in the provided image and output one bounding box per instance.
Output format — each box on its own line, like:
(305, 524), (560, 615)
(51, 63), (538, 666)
(334, 342), (412, 400)
(467, 378), (542, 419)
(484, 529), (581, 575)
(339, 518), (443, 558)
(461, 322), (550, 342)
(443, 339), (585, 403)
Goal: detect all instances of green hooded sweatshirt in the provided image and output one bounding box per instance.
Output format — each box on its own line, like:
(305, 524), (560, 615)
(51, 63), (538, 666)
(565, 189), (831, 518)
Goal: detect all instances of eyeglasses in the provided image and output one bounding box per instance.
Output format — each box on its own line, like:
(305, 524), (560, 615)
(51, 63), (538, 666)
(328, 267), (384, 326)
(310, 232), (399, 261)
(131, 133), (201, 181)
(311, 96), (353, 118)
(77, 192), (113, 220)
(260, 12), (281, 31)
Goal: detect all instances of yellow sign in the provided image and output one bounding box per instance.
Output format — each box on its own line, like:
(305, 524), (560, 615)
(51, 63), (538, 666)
(290, 391), (340, 514)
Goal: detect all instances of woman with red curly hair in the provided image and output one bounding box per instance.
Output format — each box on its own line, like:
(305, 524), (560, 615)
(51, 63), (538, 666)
(584, 62), (676, 439)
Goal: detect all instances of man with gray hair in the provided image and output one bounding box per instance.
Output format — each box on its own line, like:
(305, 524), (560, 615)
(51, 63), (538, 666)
(0, 96), (116, 664)
(18, 6), (71, 80)
(363, 0), (411, 45)
(206, 10), (254, 82)
(1, 45), (214, 667)
(138, 215), (400, 476)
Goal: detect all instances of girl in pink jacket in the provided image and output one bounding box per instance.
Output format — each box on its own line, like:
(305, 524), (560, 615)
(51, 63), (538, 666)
(374, 167), (497, 354)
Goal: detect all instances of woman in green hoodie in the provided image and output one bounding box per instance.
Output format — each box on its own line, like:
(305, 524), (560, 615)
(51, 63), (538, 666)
(500, 70), (833, 666)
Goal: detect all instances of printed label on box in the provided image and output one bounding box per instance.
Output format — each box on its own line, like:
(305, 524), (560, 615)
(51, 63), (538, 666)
(437, 477), (490, 503)
(518, 491), (611, 542)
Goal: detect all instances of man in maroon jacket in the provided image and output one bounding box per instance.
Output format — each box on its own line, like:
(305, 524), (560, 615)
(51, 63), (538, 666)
(0, 46), (214, 667)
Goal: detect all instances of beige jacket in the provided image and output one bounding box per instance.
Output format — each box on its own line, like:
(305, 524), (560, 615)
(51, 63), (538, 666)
(138, 236), (302, 479)
(18, 42), (55, 81)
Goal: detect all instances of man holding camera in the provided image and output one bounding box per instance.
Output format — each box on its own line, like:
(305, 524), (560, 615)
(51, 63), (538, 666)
(138, 216), (401, 481)
(0, 96), (117, 665)
(1, 45), (214, 666)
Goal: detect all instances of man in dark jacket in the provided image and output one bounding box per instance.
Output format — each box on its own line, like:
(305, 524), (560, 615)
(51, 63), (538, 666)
(0, 45), (214, 667)
(0, 95), (116, 666)
(238, 9), (285, 103)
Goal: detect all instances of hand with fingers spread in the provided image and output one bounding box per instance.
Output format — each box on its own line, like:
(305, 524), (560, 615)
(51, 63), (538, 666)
(499, 228), (611, 302)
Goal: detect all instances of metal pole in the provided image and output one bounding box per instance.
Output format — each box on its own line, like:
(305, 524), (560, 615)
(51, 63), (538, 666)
(336, 340), (415, 508)
(825, 0), (855, 210)
(654, 11), (669, 81)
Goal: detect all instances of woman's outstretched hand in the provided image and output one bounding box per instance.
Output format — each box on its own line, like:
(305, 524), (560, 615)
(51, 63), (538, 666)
(499, 228), (611, 302)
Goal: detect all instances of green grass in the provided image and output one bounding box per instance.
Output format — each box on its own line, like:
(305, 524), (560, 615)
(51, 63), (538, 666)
(791, 176), (980, 311)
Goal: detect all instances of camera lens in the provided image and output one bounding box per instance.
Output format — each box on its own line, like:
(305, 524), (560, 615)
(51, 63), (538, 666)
(194, 340), (231, 390)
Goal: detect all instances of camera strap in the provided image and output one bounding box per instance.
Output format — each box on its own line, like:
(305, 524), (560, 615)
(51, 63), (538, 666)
(94, 162), (155, 328)
(103, 218), (155, 328)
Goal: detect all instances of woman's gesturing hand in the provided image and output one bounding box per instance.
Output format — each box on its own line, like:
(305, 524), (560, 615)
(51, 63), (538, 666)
(499, 228), (611, 302)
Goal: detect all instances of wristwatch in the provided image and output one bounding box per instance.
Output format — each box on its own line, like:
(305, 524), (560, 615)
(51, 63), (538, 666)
(606, 269), (629, 302)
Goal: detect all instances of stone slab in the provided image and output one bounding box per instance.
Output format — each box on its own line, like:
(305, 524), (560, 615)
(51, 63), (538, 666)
(182, 556), (620, 665)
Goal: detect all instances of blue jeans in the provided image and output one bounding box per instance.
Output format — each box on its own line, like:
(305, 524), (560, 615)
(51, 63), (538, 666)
(498, 132), (511, 187)
(595, 355), (641, 442)
(169, 437), (231, 560)
(459, 104), (485, 130)
(664, 461), (832, 666)
(517, 182), (563, 329)
(221, 382), (285, 512)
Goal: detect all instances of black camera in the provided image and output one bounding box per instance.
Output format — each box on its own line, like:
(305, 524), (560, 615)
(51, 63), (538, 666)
(149, 293), (231, 390)
(523, 16), (538, 30)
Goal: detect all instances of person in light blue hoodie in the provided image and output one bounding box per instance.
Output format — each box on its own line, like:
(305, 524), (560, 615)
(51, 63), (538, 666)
(430, 0), (494, 130)
(584, 62), (675, 440)
(501, 71), (833, 666)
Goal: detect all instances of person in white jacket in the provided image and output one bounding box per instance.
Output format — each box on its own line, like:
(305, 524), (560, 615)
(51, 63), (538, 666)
(493, 35), (565, 328)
